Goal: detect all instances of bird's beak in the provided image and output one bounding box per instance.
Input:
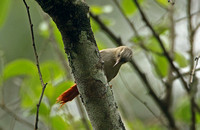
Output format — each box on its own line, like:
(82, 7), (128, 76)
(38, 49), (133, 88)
(113, 57), (120, 67)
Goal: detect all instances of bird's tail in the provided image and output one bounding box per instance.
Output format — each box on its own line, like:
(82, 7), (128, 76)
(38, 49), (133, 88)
(56, 84), (79, 108)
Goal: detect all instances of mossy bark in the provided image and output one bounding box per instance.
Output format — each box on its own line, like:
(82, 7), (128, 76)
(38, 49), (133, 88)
(34, 0), (125, 129)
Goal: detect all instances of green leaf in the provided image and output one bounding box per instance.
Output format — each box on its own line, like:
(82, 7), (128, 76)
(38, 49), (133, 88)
(175, 97), (191, 123)
(38, 21), (50, 38)
(40, 61), (64, 82)
(127, 119), (164, 130)
(20, 78), (41, 108)
(174, 52), (188, 68)
(21, 92), (34, 108)
(146, 37), (163, 53)
(35, 103), (50, 119)
(0, 0), (11, 28)
(51, 21), (64, 49)
(155, 0), (168, 7)
(3, 59), (36, 81)
(90, 6), (104, 15)
(91, 18), (100, 33)
(121, 0), (143, 15)
(38, 102), (50, 119)
(91, 17), (113, 32)
(130, 36), (141, 44)
(102, 18), (114, 26)
(90, 5), (113, 15)
(175, 97), (200, 123)
(27, 102), (50, 123)
(127, 120), (145, 130)
(51, 115), (70, 130)
(96, 39), (107, 50)
(153, 54), (169, 77)
(154, 24), (168, 34)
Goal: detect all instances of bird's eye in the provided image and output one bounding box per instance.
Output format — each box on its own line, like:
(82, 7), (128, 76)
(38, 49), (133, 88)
(118, 54), (120, 57)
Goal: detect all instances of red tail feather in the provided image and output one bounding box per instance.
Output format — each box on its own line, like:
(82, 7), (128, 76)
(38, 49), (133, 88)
(56, 84), (79, 108)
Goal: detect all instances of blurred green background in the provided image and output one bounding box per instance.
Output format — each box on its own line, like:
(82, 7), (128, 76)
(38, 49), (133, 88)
(0, 0), (200, 129)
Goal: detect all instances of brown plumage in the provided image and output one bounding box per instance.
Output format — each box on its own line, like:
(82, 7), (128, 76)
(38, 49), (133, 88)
(56, 46), (132, 107)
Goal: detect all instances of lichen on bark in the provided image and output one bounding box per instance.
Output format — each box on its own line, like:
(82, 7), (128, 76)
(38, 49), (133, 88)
(35, 0), (125, 129)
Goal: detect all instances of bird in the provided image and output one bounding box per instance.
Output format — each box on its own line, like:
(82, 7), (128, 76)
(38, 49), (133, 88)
(56, 46), (133, 107)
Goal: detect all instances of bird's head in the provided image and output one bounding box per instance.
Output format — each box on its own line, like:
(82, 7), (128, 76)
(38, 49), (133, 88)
(114, 46), (132, 67)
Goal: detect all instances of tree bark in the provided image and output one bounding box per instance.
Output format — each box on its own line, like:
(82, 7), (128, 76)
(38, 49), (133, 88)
(34, 0), (125, 129)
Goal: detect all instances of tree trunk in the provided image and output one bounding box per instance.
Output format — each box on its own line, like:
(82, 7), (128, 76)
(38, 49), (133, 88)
(34, 0), (125, 129)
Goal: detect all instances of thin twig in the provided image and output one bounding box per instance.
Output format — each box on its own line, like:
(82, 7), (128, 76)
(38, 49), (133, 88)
(187, 0), (196, 129)
(165, 4), (175, 108)
(192, 23), (200, 38)
(190, 97), (196, 130)
(112, 0), (138, 35)
(35, 83), (47, 129)
(176, 10), (200, 23)
(188, 0), (194, 73)
(188, 56), (199, 130)
(172, 68), (200, 80)
(23, 0), (47, 130)
(22, 0), (45, 87)
(189, 55), (200, 84)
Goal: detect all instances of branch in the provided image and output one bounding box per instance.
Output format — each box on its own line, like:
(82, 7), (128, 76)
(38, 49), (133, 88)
(130, 61), (176, 129)
(187, 0), (194, 72)
(22, 1), (47, 130)
(112, 0), (163, 56)
(90, 12), (176, 129)
(132, 0), (189, 93)
(190, 97), (196, 130)
(46, 17), (91, 129)
(34, 0), (125, 129)
(0, 104), (34, 129)
(112, 0), (172, 100)
(189, 55), (200, 84)
(89, 12), (123, 46)
(193, 23), (200, 35)
(35, 83), (47, 129)
(188, 55), (199, 130)
(112, 0), (138, 35)
(0, 86), (34, 129)
(132, 0), (200, 125)
(176, 10), (200, 23)
(172, 68), (200, 80)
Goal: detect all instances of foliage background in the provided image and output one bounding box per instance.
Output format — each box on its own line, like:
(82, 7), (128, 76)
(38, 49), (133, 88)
(0, 0), (200, 129)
